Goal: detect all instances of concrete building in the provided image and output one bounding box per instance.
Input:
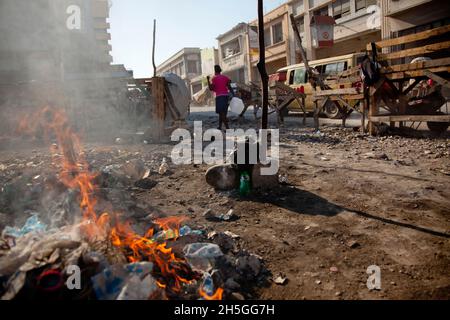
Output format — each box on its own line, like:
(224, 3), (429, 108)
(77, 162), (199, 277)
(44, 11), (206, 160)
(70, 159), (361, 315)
(0, 0), (131, 135)
(288, 0), (381, 62)
(249, 3), (293, 80)
(156, 47), (202, 96)
(189, 47), (219, 95)
(217, 23), (253, 84)
(380, 0), (450, 52)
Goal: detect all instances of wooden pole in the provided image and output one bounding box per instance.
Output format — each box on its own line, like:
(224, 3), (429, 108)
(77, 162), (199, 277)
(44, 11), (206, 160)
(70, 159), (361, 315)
(289, 14), (312, 76)
(152, 19), (157, 77)
(257, 0), (269, 130)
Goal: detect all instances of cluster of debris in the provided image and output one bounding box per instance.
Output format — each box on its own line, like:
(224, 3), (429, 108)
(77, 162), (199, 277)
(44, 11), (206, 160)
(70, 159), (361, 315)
(0, 108), (269, 300)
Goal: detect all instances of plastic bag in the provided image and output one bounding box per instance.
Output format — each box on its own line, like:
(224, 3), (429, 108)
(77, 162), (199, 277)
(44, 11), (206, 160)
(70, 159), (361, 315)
(2, 215), (47, 238)
(183, 243), (223, 272)
(91, 262), (154, 300)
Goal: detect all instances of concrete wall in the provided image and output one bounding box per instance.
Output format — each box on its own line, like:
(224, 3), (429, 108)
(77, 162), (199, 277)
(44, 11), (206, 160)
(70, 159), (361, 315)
(250, 4), (291, 79)
(289, 0), (381, 61)
(217, 23), (251, 84)
(381, 0), (450, 40)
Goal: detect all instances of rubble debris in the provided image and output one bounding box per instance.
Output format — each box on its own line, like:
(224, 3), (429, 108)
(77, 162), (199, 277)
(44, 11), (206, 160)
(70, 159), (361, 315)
(278, 173), (289, 185)
(158, 158), (169, 175)
(203, 209), (239, 222)
(207, 232), (236, 253)
(205, 164), (240, 191)
(251, 163), (280, 190)
(236, 253), (262, 279)
(134, 178), (158, 190)
(346, 240), (360, 249)
(0, 107), (272, 302)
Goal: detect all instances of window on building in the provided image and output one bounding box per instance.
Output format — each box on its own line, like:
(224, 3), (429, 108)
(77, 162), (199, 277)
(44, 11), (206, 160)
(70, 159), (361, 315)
(264, 28), (272, 47)
(221, 38), (241, 59)
(314, 6), (329, 17)
(272, 22), (284, 44)
(333, 0), (351, 20)
(187, 60), (198, 74)
(356, 0), (377, 12)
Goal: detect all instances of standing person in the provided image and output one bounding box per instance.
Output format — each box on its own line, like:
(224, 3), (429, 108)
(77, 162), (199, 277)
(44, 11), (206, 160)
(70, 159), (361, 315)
(207, 65), (233, 131)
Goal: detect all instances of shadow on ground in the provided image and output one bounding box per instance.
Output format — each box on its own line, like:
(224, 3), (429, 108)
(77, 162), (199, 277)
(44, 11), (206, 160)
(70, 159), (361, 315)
(246, 185), (450, 239)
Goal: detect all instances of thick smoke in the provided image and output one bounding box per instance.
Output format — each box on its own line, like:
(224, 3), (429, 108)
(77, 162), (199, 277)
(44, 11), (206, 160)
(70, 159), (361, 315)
(0, 0), (141, 142)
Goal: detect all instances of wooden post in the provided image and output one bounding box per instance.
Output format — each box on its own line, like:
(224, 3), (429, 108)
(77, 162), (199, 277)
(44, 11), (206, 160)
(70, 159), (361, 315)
(152, 77), (166, 141)
(257, 0), (269, 130)
(362, 96), (367, 133)
(152, 19), (157, 78)
(369, 94), (377, 135)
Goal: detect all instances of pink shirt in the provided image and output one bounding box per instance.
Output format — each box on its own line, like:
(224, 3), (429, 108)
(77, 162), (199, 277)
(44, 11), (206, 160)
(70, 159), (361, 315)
(211, 74), (230, 97)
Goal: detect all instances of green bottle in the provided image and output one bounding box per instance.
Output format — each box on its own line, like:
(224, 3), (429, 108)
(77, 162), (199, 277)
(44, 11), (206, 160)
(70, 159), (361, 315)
(239, 171), (251, 196)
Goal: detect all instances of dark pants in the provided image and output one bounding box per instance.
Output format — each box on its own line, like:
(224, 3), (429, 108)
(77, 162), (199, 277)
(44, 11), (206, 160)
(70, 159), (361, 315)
(216, 95), (229, 130)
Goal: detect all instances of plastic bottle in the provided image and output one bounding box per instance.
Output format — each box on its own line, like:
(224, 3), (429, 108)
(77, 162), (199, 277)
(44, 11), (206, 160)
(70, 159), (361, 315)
(239, 171), (251, 196)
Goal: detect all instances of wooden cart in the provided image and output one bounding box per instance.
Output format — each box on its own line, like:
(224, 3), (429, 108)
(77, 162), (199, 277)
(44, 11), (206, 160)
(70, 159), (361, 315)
(366, 25), (450, 135)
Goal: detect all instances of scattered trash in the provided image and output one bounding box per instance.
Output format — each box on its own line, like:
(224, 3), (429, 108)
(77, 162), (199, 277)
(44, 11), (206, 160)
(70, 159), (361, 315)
(2, 215), (47, 238)
(273, 273), (288, 285)
(117, 274), (158, 300)
(158, 158), (169, 175)
(204, 209), (239, 222)
(223, 231), (240, 239)
(208, 232), (236, 253)
(330, 266), (339, 273)
(183, 243), (223, 272)
(278, 173), (288, 185)
(92, 262), (155, 300)
(179, 226), (204, 237)
(200, 273), (216, 298)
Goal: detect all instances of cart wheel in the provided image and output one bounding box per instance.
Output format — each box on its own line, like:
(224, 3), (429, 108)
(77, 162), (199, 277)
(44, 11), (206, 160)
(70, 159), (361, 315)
(323, 101), (344, 119)
(427, 112), (449, 134)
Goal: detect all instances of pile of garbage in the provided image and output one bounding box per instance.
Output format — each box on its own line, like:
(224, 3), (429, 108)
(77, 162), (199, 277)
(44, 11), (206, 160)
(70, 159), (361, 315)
(0, 212), (268, 300)
(0, 107), (268, 300)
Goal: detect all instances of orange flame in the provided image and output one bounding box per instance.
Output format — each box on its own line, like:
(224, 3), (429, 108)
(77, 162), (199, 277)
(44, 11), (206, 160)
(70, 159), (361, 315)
(17, 107), (223, 299)
(199, 287), (224, 301)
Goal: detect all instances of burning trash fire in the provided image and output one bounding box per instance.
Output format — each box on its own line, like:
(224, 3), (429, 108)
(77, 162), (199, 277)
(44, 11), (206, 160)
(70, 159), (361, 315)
(0, 107), (250, 301)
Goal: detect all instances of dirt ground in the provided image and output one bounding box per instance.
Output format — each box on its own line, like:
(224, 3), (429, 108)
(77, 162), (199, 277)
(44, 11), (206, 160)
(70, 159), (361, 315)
(0, 113), (449, 300)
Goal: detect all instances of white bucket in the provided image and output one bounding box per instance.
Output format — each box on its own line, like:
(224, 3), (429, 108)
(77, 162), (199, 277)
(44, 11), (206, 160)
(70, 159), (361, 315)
(229, 97), (245, 115)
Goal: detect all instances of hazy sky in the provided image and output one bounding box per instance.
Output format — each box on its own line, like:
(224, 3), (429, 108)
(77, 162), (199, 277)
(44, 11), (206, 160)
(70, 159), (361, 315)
(109, 0), (284, 78)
